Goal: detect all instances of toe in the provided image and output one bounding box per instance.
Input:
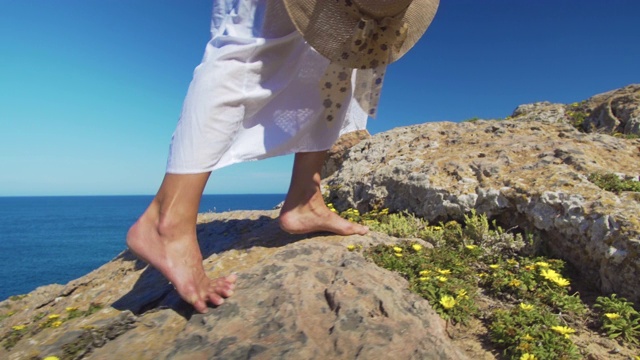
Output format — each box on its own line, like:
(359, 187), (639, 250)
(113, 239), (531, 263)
(192, 298), (209, 314)
(207, 292), (225, 306)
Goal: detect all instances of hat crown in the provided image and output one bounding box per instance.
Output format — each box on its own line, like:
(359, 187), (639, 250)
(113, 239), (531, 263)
(352, 0), (413, 18)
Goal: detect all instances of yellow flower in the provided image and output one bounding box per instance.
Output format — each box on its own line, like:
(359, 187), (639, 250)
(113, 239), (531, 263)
(65, 307), (79, 312)
(465, 244), (477, 250)
(411, 244), (423, 251)
(551, 325), (575, 338)
(330, 208), (337, 213)
(445, 221), (458, 228)
(540, 268), (560, 281)
(346, 245), (356, 251)
(456, 289), (468, 299)
(393, 246), (403, 253)
(509, 279), (522, 287)
(489, 264), (500, 269)
(51, 321), (63, 328)
(507, 259), (518, 266)
(477, 273), (488, 278)
(43, 357), (60, 360)
(521, 334), (534, 341)
(436, 276), (448, 282)
(419, 277), (429, 282)
(431, 226), (443, 231)
(12, 325), (26, 331)
(604, 313), (621, 320)
(519, 303), (535, 311)
(524, 265), (536, 271)
(520, 354), (536, 360)
(437, 269), (451, 275)
(551, 277), (570, 287)
(394, 253), (403, 257)
(48, 314), (60, 320)
(439, 295), (456, 309)
(535, 261), (550, 268)
(419, 270), (431, 276)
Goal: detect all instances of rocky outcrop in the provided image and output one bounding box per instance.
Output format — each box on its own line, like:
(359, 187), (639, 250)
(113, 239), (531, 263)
(322, 129), (371, 179)
(0, 211), (467, 360)
(326, 118), (640, 303)
(511, 84), (640, 135)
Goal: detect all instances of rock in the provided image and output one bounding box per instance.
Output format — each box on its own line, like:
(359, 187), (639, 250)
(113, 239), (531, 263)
(583, 84), (640, 135)
(511, 101), (566, 123)
(321, 129), (371, 179)
(326, 119), (640, 302)
(511, 84), (640, 135)
(0, 211), (467, 359)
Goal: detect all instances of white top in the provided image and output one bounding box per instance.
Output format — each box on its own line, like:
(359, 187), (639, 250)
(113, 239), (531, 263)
(166, 0), (368, 174)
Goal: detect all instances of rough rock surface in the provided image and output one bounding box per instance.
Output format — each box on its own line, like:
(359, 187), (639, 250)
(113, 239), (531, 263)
(322, 129), (371, 179)
(326, 118), (640, 302)
(0, 211), (467, 360)
(511, 83), (640, 135)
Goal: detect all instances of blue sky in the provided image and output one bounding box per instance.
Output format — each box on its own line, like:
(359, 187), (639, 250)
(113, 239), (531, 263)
(1, 0), (638, 196)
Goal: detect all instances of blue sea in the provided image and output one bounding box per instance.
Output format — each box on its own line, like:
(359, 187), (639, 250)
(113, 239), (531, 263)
(0, 194), (285, 301)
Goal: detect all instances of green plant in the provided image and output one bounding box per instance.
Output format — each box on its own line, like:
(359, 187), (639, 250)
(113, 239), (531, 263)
(340, 207), (637, 357)
(462, 210), (527, 259)
(2, 324), (28, 350)
(594, 294), (640, 344)
(0, 310), (15, 322)
(365, 241), (478, 324)
(588, 172), (640, 193)
(489, 304), (581, 359)
(613, 132), (640, 139)
(565, 107), (590, 131)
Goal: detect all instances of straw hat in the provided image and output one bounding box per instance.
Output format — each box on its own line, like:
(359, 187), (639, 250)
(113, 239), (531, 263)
(283, 0), (440, 69)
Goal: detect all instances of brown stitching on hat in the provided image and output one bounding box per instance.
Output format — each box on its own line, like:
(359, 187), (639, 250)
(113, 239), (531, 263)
(340, 87), (347, 92)
(323, 99), (333, 108)
(341, 52), (349, 59)
(324, 82), (332, 88)
(327, 115), (334, 121)
(338, 71), (349, 81)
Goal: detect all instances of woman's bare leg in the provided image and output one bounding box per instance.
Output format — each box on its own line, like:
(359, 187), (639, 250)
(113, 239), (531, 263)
(126, 173), (237, 313)
(279, 151), (369, 235)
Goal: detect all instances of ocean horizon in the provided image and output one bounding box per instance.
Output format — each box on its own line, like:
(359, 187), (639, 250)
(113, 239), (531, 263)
(0, 194), (285, 301)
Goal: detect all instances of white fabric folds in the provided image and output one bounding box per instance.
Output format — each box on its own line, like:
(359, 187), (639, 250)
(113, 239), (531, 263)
(166, 0), (368, 174)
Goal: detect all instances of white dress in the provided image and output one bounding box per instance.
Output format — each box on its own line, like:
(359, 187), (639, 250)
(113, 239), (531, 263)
(166, 0), (368, 174)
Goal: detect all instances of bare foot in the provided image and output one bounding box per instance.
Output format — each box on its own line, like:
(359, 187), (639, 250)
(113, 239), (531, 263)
(126, 216), (236, 313)
(279, 190), (369, 235)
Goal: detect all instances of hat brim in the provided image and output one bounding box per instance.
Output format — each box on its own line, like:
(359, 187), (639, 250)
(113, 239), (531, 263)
(283, 0), (439, 68)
